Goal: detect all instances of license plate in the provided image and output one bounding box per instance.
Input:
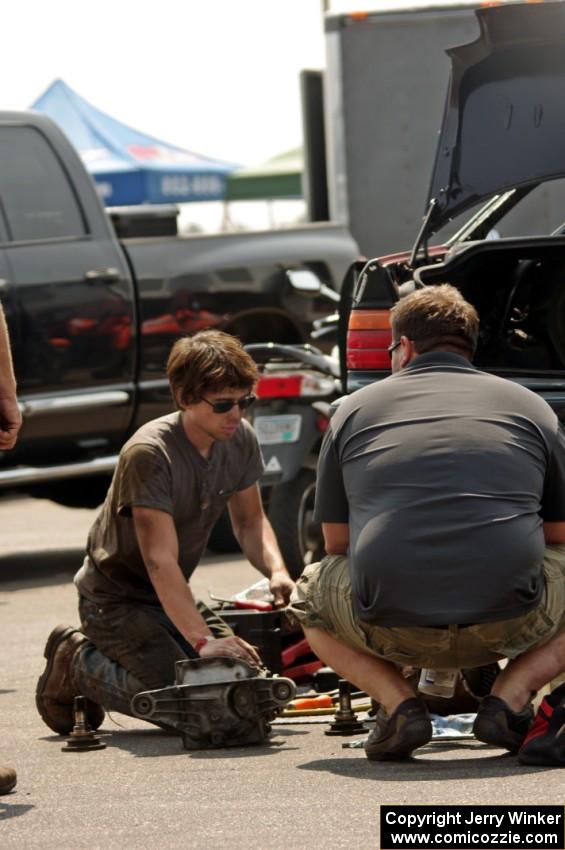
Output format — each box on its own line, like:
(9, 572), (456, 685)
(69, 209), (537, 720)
(253, 414), (302, 445)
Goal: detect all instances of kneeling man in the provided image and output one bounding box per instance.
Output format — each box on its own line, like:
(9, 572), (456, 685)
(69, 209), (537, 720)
(37, 330), (294, 736)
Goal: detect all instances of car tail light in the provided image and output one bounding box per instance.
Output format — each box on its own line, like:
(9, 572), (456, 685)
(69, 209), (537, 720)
(346, 309), (392, 370)
(256, 371), (335, 399)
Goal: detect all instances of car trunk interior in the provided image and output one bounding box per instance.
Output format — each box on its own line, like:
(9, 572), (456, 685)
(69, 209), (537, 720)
(415, 238), (565, 375)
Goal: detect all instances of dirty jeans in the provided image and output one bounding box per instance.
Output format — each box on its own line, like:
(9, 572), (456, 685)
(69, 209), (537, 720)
(71, 595), (233, 722)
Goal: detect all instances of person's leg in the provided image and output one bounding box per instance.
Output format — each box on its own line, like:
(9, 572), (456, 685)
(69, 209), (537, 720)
(470, 627), (565, 754)
(470, 544), (565, 752)
(38, 590), (256, 736)
(73, 597), (237, 720)
(37, 598), (195, 734)
(71, 641), (148, 719)
(492, 631), (565, 712)
(487, 544), (565, 711)
(73, 596), (195, 717)
(304, 626), (415, 714)
(289, 556), (432, 759)
(290, 555), (419, 711)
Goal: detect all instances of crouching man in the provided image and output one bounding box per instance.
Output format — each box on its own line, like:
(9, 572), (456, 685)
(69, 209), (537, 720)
(36, 330), (294, 737)
(288, 285), (565, 761)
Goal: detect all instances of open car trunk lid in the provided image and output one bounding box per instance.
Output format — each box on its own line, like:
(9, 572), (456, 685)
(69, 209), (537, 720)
(421, 1), (565, 244)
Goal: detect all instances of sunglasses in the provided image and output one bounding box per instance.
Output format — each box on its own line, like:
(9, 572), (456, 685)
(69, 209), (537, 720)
(387, 340), (401, 357)
(201, 394), (256, 414)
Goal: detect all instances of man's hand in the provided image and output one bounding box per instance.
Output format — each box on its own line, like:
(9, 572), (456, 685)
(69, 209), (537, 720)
(0, 395), (21, 450)
(269, 571), (295, 608)
(198, 635), (262, 667)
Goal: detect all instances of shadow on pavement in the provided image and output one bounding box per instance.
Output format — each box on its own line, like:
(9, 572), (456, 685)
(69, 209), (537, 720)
(0, 549), (82, 587)
(298, 747), (551, 781)
(0, 801), (35, 820)
(80, 726), (301, 759)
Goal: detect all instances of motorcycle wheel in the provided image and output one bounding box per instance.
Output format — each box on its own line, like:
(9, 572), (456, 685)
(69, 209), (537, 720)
(268, 468), (324, 579)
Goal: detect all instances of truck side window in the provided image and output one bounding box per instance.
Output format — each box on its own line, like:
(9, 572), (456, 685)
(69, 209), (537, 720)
(0, 126), (86, 242)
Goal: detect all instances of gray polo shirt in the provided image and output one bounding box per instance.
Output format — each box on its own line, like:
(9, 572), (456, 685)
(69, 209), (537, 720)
(314, 353), (565, 626)
(75, 413), (264, 604)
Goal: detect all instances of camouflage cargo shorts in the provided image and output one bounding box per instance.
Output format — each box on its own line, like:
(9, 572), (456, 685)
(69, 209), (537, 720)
(287, 545), (565, 669)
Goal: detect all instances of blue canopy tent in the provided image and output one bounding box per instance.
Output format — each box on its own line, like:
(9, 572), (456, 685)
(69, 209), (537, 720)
(31, 79), (237, 206)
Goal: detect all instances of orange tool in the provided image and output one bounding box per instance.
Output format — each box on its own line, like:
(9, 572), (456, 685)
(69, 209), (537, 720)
(289, 694), (333, 711)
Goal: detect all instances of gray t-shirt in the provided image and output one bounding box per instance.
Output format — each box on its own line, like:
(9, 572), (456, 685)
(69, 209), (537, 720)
(75, 412), (264, 604)
(314, 352), (565, 626)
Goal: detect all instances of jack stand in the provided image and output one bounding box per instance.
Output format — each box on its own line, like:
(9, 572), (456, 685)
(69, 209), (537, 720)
(325, 680), (367, 736)
(62, 696), (106, 752)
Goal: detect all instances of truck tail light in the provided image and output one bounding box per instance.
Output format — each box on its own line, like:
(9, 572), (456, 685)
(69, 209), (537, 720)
(346, 309), (392, 370)
(256, 371), (335, 399)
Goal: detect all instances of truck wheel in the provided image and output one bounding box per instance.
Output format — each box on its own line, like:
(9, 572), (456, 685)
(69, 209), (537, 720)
(268, 469), (324, 579)
(207, 509), (241, 554)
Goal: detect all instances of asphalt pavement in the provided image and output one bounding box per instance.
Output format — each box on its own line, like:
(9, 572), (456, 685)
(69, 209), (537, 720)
(0, 495), (563, 850)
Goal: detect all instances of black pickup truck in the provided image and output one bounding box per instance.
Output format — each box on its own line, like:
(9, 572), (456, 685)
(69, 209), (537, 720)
(0, 111), (357, 507)
(340, 1), (565, 424)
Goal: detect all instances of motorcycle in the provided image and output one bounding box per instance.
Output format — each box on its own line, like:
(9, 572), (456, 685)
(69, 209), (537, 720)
(245, 335), (341, 579)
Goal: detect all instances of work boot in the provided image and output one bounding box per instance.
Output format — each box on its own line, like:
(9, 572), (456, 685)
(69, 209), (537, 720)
(0, 764), (16, 795)
(364, 697), (432, 761)
(36, 625), (105, 735)
(473, 695), (534, 753)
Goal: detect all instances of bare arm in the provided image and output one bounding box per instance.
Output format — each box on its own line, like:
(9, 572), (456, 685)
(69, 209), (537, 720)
(544, 521), (565, 544)
(228, 483), (295, 606)
(322, 522), (349, 556)
(0, 304), (21, 450)
(132, 506), (261, 665)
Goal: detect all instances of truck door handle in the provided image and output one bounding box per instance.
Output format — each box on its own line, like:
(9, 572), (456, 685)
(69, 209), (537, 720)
(84, 267), (120, 284)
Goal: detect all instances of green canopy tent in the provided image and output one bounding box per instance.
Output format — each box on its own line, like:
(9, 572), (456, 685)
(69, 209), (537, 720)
(225, 148), (303, 201)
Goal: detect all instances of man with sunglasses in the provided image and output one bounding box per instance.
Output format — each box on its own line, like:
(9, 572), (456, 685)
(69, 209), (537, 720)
(289, 284), (565, 762)
(36, 330), (294, 738)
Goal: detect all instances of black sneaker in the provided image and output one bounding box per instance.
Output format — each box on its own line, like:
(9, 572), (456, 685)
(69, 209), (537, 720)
(518, 684), (565, 766)
(473, 695), (534, 753)
(364, 697), (432, 761)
